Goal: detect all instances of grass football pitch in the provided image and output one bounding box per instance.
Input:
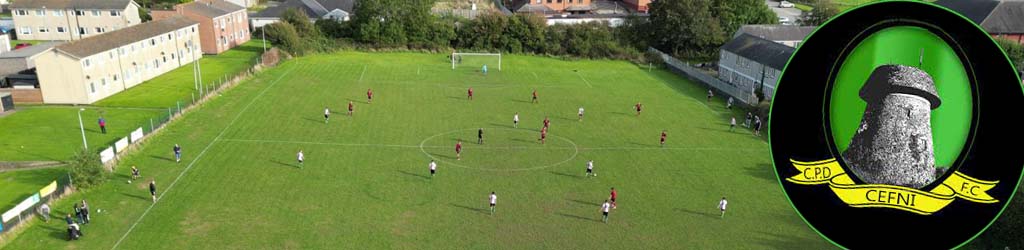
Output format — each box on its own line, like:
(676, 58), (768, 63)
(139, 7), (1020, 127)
(3, 52), (831, 249)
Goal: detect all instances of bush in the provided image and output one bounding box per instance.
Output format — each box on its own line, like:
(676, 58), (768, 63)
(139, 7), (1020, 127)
(996, 37), (1024, 71)
(68, 148), (108, 189)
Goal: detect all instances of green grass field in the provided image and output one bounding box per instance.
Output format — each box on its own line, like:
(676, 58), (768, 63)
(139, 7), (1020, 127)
(1, 52), (829, 249)
(0, 106), (165, 162)
(0, 168), (66, 212)
(93, 40), (267, 108)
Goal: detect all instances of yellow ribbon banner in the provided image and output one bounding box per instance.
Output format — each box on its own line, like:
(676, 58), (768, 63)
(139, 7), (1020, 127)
(39, 181), (57, 197)
(787, 158), (999, 215)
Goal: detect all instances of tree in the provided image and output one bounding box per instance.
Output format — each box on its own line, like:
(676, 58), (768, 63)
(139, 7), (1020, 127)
(281, 8), (318, 37)
(799, 0), (840, 26)
(68, 148), (107, 189)
(996, 37), (1024, 71)
(646, 0), (776, 62)
(263, 22), (303, 54)
(648, 0), (725, 61)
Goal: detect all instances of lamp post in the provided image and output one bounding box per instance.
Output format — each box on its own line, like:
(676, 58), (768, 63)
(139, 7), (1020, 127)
(77, 108), (88, 149)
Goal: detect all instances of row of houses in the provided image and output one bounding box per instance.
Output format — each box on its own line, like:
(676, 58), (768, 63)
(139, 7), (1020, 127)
(712, 0), (1024, 103)
(0, 0), (251, 104)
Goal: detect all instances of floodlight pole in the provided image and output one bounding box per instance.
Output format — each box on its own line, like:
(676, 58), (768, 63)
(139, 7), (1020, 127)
(77, 108), (88, 149)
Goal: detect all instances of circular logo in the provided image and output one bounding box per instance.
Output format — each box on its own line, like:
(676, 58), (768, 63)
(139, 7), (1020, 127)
(769, 1), (1024, 248)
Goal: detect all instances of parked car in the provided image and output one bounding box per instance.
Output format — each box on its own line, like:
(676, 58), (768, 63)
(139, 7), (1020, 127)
(14, 43), (32, 50)
(779, 1), (795, 8)
(778, 17), (792, 25)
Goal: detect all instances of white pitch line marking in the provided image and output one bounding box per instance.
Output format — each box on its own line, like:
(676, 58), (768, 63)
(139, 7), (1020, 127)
(575, 71), (593, 88)
(111, 62), (302, 250)
(358, 65), (367, 82)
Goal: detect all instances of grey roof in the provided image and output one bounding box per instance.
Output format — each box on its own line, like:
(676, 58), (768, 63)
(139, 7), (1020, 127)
(180, 0), (246, 18)
(935, 0), (1024, 33)
(251, 0), (354, 19)
(0, 42), (61, 59)
(10, 0), (135, 9)
(54, 16), (198, 58)
(735, 25), (816, 42)
(721, 33), (795, 70)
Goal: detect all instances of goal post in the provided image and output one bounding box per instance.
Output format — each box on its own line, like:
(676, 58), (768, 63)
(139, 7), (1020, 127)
(452, 52), (502, 71)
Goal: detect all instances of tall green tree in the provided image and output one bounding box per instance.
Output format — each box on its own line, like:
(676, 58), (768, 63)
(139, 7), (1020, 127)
(282, 8), (319, 37)
(648, 0), (725, 61)
(646, 0), (775, 61)
(799, 0), (840, 26)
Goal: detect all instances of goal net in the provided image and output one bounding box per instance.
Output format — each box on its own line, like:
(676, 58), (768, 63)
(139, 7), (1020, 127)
(452, 52), (502, 72)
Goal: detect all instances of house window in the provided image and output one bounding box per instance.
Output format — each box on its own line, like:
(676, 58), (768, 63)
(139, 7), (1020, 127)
(92, 10), (101, 16)
(119, 48), (126, 55)
(35, 9), (45, 16)
(57, 27), (66, 33)
(38, 26), (49, 33)
(90, 83), (96, 93)
(101, 78), (107, 86)
(113, 74), (119, 81)
(54, 10), (64, 16)
(15, 10), (28, 16)
(76, 10), (86, 16)
(79, 27), (88, 35)
(171, 53), (175, 60)
(95, 27), (103, 33)
(150, 39), (156, 46)
(19, 27), (31, 35)
(111, 10), (121, 16)
(83, 59), (91, 68)
(109, 52), (114, 59)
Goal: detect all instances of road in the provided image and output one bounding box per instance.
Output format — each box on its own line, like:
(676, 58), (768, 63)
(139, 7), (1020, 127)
(764, 0), (803, 25)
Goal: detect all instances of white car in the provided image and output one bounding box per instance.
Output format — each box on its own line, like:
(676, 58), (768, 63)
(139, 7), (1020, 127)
(779, 1), (795, 8)
(778, 17), (792, 25)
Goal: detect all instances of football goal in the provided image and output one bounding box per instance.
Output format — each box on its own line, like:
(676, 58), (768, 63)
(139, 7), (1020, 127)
(452, 52), (502, 72)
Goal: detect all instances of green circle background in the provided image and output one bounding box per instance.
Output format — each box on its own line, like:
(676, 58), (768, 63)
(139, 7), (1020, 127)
(830, 26), (973, 169)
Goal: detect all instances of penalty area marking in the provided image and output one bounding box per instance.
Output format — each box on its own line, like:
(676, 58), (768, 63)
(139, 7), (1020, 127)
(111, 62), (302, 250)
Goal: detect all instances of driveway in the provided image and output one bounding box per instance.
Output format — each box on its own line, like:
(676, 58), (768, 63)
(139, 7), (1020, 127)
(764, 0), (803, 24)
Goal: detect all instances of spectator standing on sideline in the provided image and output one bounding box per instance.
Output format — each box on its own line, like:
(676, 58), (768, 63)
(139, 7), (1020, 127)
(727, 97), (734, 109)
(39, 203), (51, 222)
(478, 128), (484, 144)
(745, 112), (752, 128)
(73, 203), (83, 224)
(81, 200), (90, 224)
(174, 144), (182, 163)
(98, 117), (107, 134)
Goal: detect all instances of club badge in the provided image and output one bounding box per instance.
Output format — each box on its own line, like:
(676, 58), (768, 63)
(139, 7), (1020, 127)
(770, 1), (1024, 248)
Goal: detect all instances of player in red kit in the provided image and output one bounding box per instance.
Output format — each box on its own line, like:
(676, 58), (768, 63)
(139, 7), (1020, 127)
(455, 140), (463, 160)
(635, 102), (643, 116)
(543, 116), (550, 131)
(468, 87), (474, 100)
(609, 187), (618, 209)
(367, 88), (373, 104)
(347, 101), (354, 116)
(532, 89), (538, 103)
(660, 130), (667, 147)
(539, 127), (547, 144)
